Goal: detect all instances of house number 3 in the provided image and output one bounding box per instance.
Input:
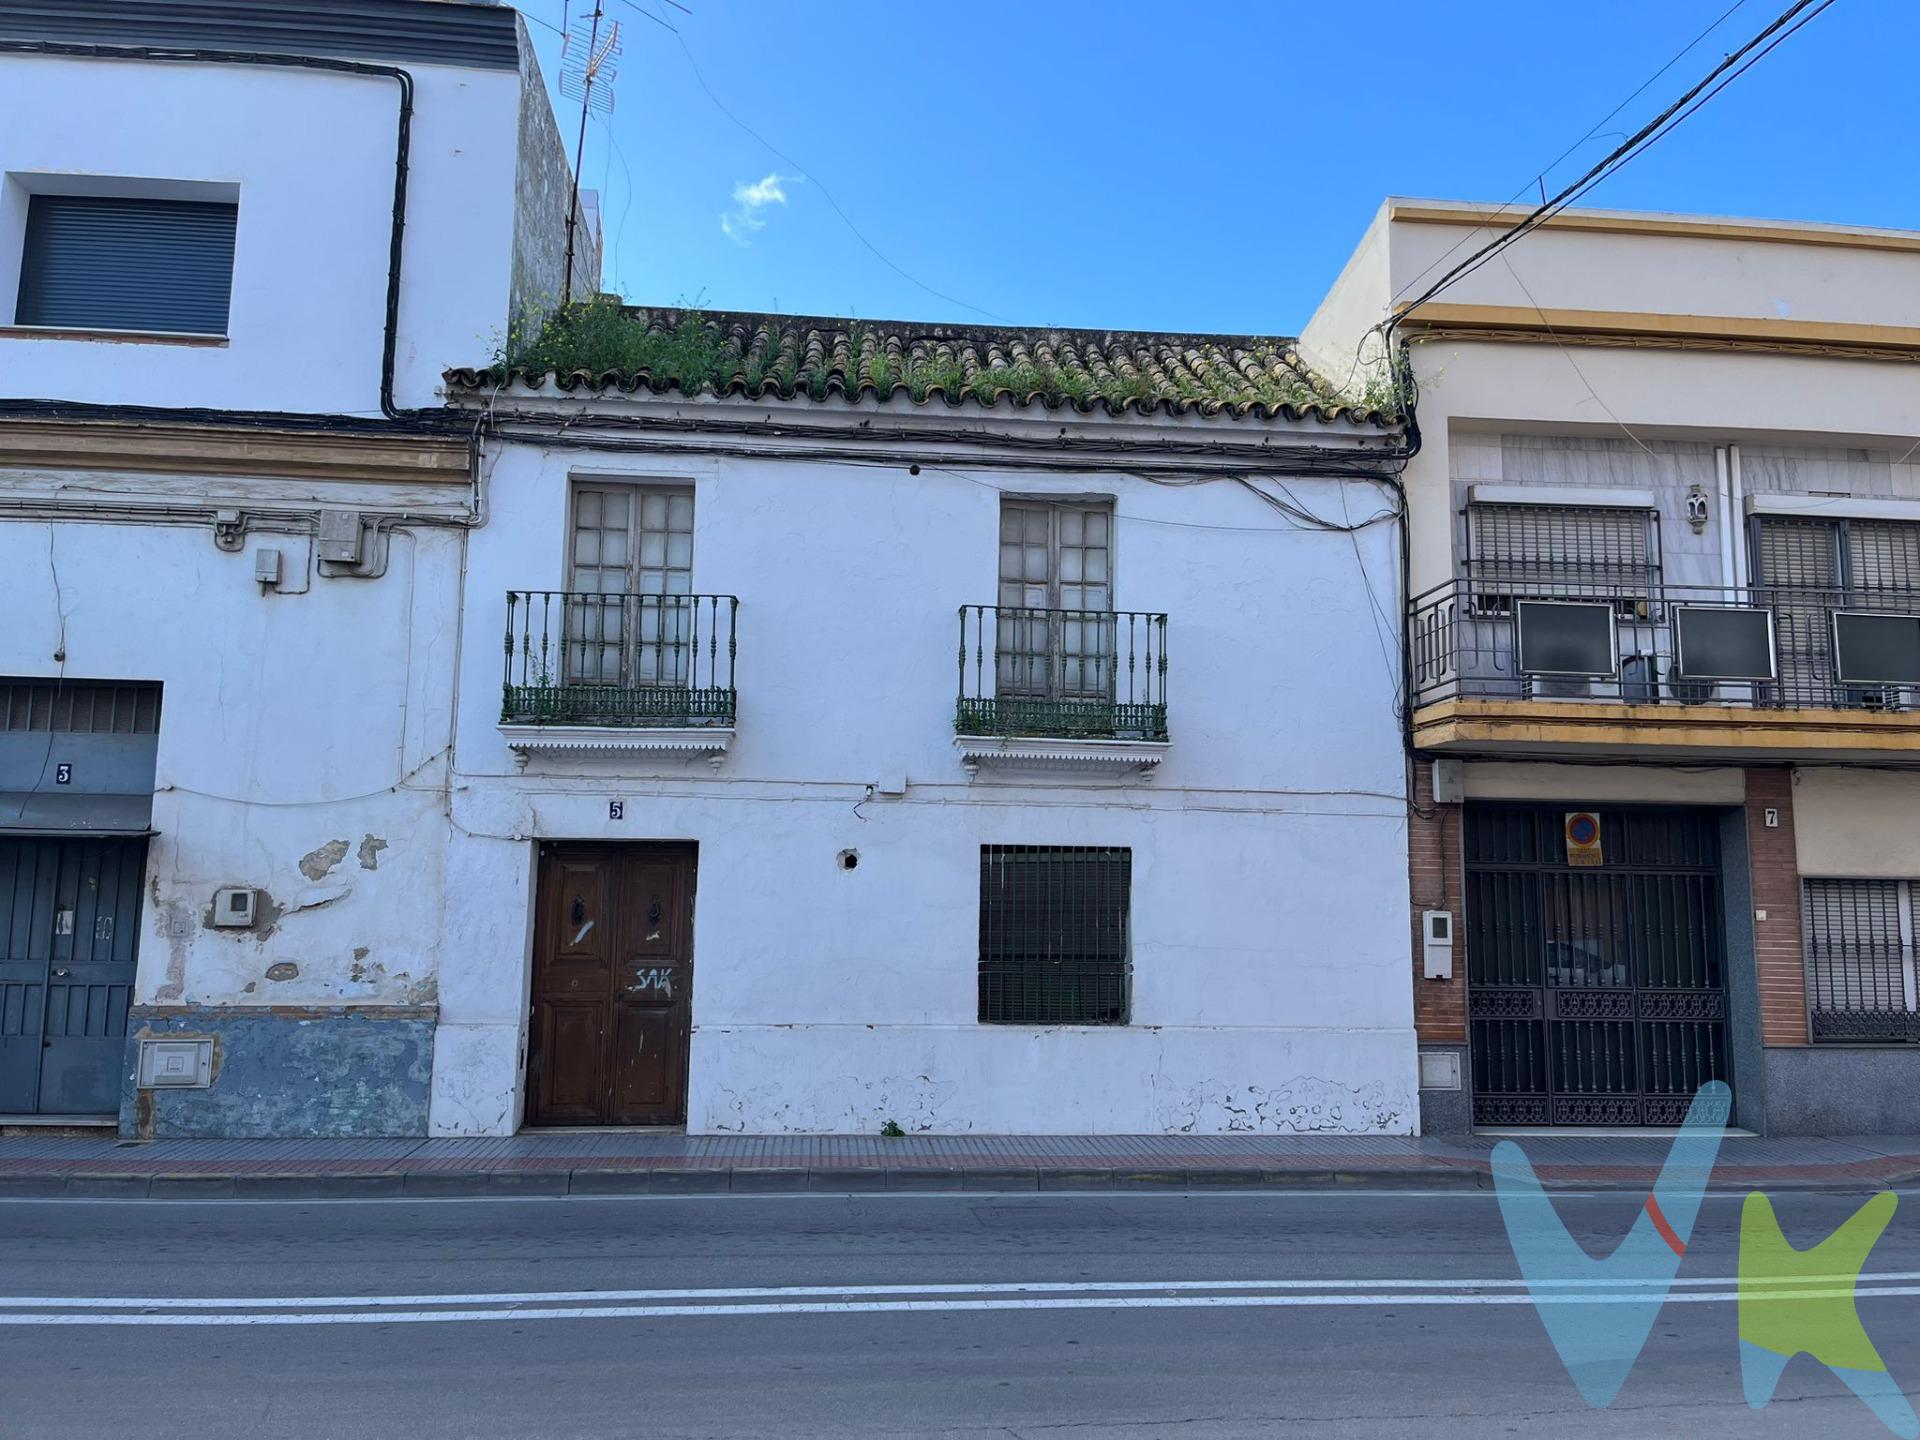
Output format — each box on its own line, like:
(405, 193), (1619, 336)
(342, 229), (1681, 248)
(609, 800), (624, 821)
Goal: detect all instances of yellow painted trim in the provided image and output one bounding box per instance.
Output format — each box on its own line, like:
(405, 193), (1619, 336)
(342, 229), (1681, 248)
(1386, 203), (1920, 257)
(1394, 303), (1920, 355)
(1412, 698), (1920, 758)
(0, 419), (471, 486)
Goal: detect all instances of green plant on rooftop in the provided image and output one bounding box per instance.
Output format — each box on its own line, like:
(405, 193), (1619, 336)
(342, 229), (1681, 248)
(497, 299), (1398, 417)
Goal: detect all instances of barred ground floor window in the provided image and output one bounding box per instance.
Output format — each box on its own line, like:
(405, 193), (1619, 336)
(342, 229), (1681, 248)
(978, 845), (1131, 1026)
(1804, 878), (1920, 1043)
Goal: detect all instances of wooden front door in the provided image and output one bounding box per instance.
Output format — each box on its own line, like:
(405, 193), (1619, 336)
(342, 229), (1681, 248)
(527, 842), (696, 1127)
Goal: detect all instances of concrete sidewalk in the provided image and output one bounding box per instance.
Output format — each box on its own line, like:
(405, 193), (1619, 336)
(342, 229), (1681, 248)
(2, 1129), (1918, 1198)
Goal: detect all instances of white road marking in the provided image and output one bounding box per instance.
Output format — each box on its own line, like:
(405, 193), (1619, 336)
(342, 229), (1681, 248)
(6, 1270), (1918, 1310)
(6, 1188), (1912, 1207)
(1, 1287), (1918, 1326)
(1, 1277), (1917, 1326)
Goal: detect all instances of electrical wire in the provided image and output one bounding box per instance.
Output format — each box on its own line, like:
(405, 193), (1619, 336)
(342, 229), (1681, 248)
(611, 0), (677, 33)
(1389, 0), (1755, 307)
(1389, 0), (1836, 333)
(10, 527), (69, 822)
(662, 27), (1009, 321)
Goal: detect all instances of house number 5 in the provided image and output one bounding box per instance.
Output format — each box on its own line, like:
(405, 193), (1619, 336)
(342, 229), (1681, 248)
(609, 800), (625, 821)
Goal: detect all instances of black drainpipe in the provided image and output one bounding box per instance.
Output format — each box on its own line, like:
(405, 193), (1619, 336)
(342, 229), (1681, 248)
(0, 41), (416, 422)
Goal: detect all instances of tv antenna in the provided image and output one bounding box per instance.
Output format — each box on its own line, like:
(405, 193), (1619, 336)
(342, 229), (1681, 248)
(560, 3), (621, 303)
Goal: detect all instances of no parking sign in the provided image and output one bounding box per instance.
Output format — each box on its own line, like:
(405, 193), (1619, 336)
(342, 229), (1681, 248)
(1565, 811), (1603, 867)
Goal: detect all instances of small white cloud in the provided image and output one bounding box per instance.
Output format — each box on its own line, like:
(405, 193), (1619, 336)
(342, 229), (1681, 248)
(721, 172), (797, 246)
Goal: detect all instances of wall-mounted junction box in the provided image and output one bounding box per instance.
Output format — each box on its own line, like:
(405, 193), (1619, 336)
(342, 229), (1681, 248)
(317, 509), (364, 563)
(212, 887), (256, 928)
(1418, 1051), (1461, 1091)
(137, 1038), (213, 1089)
(1422, 909), (1454, 980)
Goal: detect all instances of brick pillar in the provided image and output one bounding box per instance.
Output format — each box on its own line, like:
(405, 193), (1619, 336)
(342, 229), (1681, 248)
(1408, 760), (1465, 1044)
(1745, 767), (1807, 1046)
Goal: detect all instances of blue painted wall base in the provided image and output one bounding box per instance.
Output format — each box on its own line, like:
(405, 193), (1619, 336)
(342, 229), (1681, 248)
(120, 1006), (435, 1138)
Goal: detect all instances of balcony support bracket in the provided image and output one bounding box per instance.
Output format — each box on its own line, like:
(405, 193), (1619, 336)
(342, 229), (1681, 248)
(499, 724), (734, 770)
(953, 735), (1167, 780)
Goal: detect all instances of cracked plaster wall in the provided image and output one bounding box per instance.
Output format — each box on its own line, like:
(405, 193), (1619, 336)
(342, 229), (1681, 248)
(5, 518), (462, 1027)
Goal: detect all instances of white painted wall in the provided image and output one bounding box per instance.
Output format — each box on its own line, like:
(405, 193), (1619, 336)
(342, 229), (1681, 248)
(1793, 769), (1920, 879)
(432, 428), (1417, 1136)
(1, 510), (461, 1013)
(0, 53), (522, 412)
(1462, 762), (1746, 806)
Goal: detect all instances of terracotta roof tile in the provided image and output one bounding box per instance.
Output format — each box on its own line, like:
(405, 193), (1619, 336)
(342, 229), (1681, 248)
(447, 305), (1394, 425)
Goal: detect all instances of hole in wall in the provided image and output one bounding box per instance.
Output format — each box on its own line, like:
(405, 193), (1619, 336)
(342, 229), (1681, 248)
(837, 849), (860, 872)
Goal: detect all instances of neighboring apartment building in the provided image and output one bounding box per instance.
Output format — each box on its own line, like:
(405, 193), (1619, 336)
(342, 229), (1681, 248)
(1301, 198), (1920, 1134)
(432, 311), (1418, 1135)
(0, 0), (594, 1134)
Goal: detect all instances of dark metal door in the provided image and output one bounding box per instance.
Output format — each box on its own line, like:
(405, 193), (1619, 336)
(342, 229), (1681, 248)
(1465, 808), (1729, 1127)
(0, 838), (144, 1116)
(527, 842), (695, 1127)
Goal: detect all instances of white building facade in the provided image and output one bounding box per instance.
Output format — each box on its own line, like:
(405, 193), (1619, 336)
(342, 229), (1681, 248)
(431, 316), (1420, 1136)
(0, 0), (591, 1135)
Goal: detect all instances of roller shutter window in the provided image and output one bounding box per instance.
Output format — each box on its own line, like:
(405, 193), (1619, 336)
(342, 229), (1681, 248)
(15, 195), (237, 335)
(1752, 516), (1920, 704)
(1466, 503), (1658, 610)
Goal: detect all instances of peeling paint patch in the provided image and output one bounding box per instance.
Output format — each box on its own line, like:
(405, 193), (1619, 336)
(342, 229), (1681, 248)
(709, 1073), (963, 1135)
(357, 835), (388, 871)
(298, 838), (350, 881)
(151, 877), (190, 1004)
(1162, 1076), (1412, 1136)
(251, 890), (286, 938)
(265, 962), (299, 982)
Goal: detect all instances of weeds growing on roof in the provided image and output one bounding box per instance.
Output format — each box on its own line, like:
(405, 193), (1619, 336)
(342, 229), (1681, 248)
(498, 298), (1398, 416)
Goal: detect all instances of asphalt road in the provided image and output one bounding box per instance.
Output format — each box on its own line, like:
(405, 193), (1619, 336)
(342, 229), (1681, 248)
(1, 1186), (1916, 1438)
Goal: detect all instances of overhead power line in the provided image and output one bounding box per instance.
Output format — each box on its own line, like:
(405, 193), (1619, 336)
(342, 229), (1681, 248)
(664, 30), (1009, 321)
(1390, 0), (1753, 307)
(1390, 0), (1838, 333)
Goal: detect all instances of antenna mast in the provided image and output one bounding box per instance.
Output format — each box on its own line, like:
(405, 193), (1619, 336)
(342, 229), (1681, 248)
(560, 3), (621, 304)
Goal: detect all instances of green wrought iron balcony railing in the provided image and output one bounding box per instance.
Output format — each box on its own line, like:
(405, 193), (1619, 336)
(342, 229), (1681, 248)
(502, 590), (738, 728)
(957, 604), (1168, 741)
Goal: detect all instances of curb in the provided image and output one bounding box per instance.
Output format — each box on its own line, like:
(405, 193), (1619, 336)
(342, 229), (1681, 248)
(0, 1162), (1911, 1198)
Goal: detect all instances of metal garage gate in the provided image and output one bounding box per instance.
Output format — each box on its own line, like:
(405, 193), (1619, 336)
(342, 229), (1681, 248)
(1465, 806), (1731, 1127)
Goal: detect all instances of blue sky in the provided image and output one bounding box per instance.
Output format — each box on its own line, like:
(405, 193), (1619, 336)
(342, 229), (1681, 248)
(515, 1), (1914, 337)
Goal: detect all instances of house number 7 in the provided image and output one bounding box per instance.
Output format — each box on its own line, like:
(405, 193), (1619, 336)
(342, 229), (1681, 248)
(609, 800), (625, 821)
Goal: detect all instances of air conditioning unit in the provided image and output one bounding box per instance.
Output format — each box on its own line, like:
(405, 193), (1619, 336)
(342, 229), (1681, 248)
(1852, 685), (1905, 713)
(1525, 675), (1593, 700)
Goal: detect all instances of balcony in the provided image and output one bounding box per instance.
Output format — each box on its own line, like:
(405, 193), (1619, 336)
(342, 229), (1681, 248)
(500, 590), (738, 767)
(955, 605), (1169, 776)
(1410, 577), (1920, 761)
